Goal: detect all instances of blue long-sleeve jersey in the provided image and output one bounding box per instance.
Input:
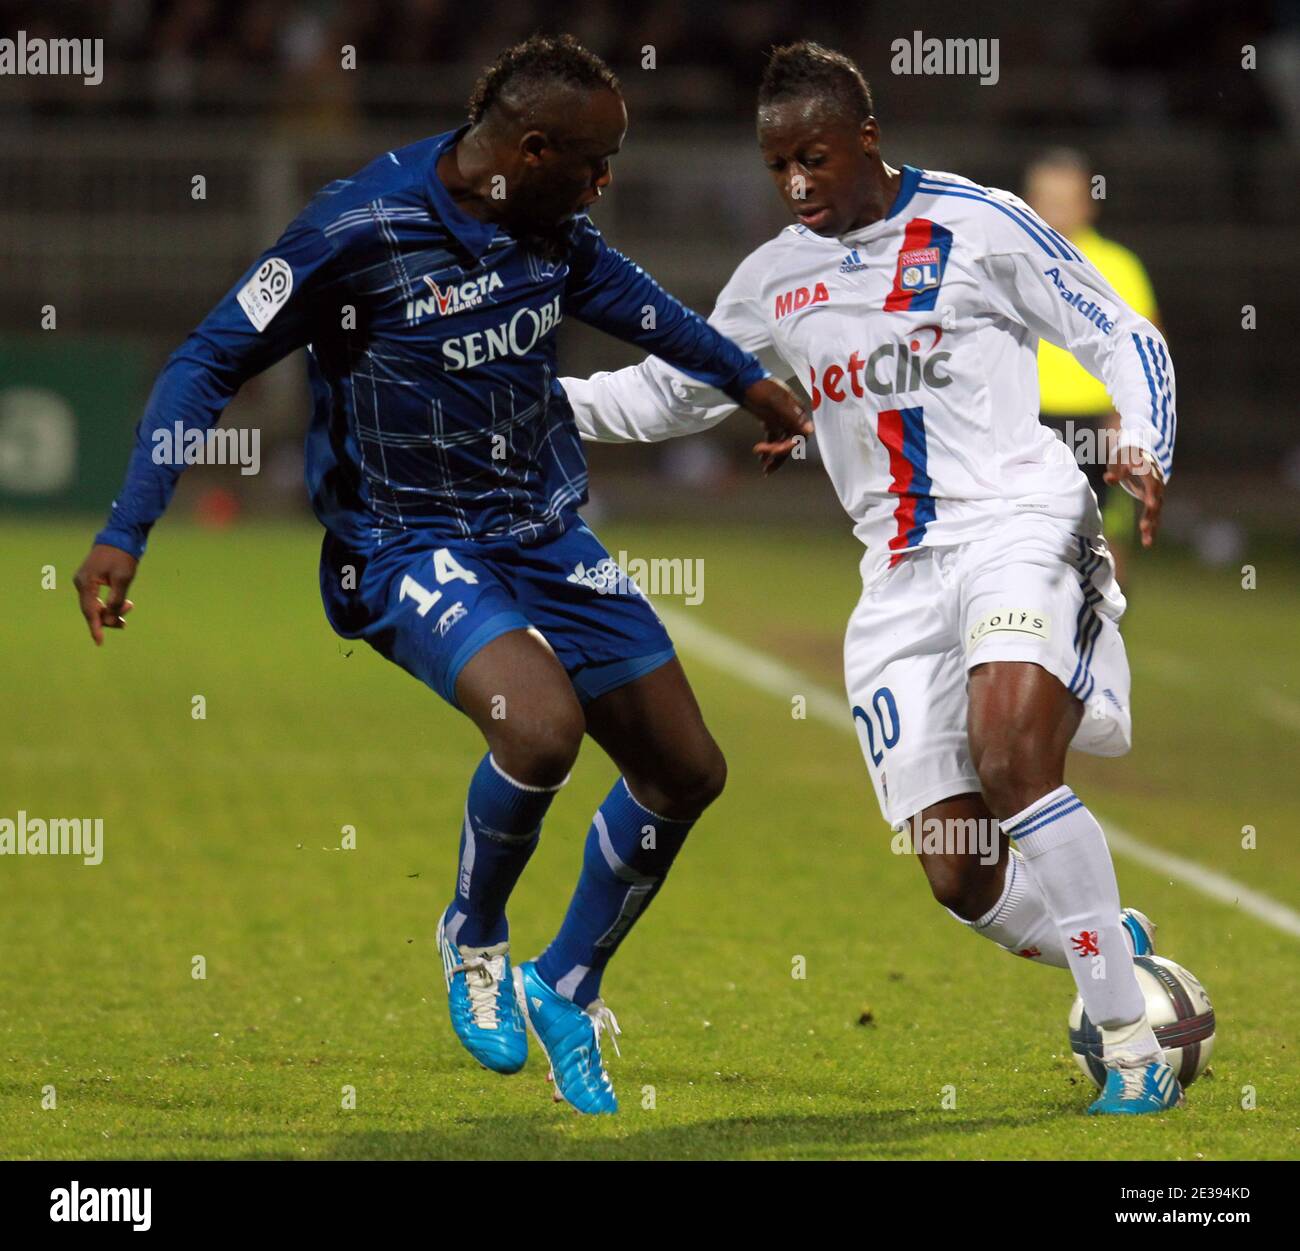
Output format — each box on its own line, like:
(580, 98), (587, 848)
(95, 126), (767, 559)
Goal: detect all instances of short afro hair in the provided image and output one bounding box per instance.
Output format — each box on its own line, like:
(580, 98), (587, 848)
(468, 34), (620, 125)
(758, 41), (874, 125)
(1026, 146), (1092, 180)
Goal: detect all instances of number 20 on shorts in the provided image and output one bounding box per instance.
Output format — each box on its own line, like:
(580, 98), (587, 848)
(853, 687), (901, 766)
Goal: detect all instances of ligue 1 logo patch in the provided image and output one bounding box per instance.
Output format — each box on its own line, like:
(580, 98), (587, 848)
(237, 257), (293, 332)
(897, 246), (941, 293)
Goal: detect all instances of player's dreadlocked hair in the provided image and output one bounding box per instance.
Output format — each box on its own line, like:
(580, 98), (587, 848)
(758, 41), (874, 124)
(468, 34), (620, 125)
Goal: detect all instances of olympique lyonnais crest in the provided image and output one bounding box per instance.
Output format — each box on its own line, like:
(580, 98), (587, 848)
(885, 220), (953, 312)
(898, 247), (942, 293)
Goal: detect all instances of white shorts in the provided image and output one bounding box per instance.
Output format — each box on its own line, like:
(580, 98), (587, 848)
(845, 514), (1132, 829)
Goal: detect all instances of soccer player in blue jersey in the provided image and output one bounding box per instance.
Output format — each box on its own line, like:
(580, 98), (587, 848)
(73, 35), (809, 1116)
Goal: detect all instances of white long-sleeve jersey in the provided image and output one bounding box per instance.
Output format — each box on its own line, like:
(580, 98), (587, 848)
(562, 166), (1176, 584)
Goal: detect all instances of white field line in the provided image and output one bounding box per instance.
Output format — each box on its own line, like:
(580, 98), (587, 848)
(659, 607), (1300, 940)
(1101, 825), (1300, 939)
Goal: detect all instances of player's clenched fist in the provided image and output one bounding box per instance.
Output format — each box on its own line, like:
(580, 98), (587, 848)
(741, 376), (813, 475)
(74, 544), (138, 645)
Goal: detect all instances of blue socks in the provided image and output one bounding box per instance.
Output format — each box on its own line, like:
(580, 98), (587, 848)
(442, 753), (563, 948)
(535, 778), (695, 1007)
(442, 760), (697, 1006)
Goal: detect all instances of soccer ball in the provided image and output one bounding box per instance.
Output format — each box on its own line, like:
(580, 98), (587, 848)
(1068, 955), (1216, 1089)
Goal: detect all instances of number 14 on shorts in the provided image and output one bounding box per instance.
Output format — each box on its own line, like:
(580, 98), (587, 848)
(400, 547), (479, 624)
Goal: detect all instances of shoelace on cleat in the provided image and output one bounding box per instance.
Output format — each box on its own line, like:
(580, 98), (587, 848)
(449, 953), (507, 1030)
(1114, 1064), (1150, 1101)
(588, 1000), (622, 1059)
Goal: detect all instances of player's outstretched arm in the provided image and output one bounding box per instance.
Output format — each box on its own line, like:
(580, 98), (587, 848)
(76, 219), (339, 645)
(564, 359), (805, 473)
(562, 228), (805, 471)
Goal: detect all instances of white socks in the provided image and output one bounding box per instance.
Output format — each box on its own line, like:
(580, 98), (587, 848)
(999, 785), (1160, 1065)
(953, 847), (1146, 968)
(952, 849), (1065, 965)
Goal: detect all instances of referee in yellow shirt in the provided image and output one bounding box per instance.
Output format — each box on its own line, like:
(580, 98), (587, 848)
(1026, 149), (1159, 587)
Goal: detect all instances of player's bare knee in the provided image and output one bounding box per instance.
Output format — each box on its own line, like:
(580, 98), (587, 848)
(924, 858), (986, 919)
(633, 741), (726, 821)
(488, 704), (584, 788)
(974, 748), (1017, 815)
(682, 742), (727, 811)
(975, 741), (1058, 819)
(494, 737), (580, 789)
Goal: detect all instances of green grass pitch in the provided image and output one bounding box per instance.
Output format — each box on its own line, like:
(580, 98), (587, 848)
(2, 517), (1297, 1159)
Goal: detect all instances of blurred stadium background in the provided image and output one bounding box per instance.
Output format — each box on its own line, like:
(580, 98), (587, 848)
(2, 0), (1298, 551)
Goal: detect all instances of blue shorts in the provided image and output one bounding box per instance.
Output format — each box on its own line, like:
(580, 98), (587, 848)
(320, 521), (675, 707)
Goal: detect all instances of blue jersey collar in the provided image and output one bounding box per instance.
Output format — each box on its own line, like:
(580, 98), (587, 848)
(426, 126), (501, 259)
(887, 165), (923, 219)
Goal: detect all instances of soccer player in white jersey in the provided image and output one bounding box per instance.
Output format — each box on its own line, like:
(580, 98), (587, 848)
(562, 43), (1180, 1114)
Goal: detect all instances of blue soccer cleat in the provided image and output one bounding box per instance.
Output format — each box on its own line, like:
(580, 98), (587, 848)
(513, 961), (621, 1115)
(1121, 907), (1157, 956)
(436, 910), (527, 1075)
(1088, 1058), (1184, 1115)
